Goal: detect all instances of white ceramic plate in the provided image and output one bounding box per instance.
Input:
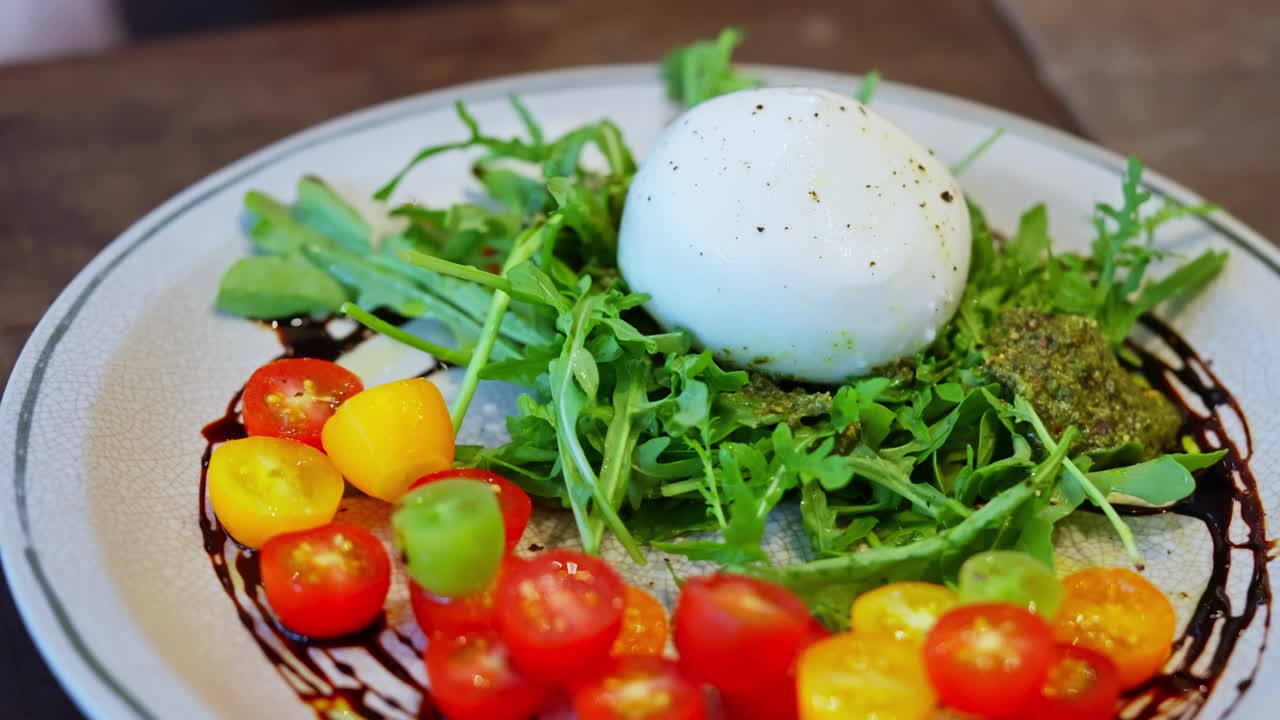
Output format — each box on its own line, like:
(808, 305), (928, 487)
(1, 65), (1276, 720)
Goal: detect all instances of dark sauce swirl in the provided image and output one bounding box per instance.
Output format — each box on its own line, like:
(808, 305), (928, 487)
(1112, 316), (1273, 719)
(198, 315), (1271, 720)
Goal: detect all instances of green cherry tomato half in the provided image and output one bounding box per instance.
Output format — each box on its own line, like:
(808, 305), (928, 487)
(958, 550), (1064, 618)
(392, 478), (504, 597)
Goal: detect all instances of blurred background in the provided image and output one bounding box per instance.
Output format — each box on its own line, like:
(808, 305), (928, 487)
(1, 0), (428, 63)
(0, 1), (1277, 718)
(2, 0), (1274, 240)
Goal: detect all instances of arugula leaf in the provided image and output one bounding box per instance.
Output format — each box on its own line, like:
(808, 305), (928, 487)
(216, 254), (349, 318)
(854, 70), (881, 105)
(1099, 249), (1228, 344)
(662, 28), (759, 107)
(951, 128), (1005, 176)
(294, 176), (371, 253)
(1007, 425), (1079, 566)
(656, 434), (812, 564)
(844, 448), (969, 521)
(636, 437), (704, 482)
(1006, 204), (1050, 279)
(1170, 449), (1229, 471)
(832, 517), (880, 552)
(1029, 157), (1231, 345)
(243, 191), (337, 255)
(831, 377), (891, 431)
(1007, 395), (1143, 566)
(394, 202), (521, 267)
(767, 480), (1036, 628)
(376, 101), (542, 200)
(476, 164), (553, 218)
(587, 355), (654, 542)
(341, 302), (470, 366)
(374, 249), (557, 348)
(1088, 453), (1218, 508)
(801, 481), (840, 555)
(312, 246), (524, 359)
(508, 95), (545, 151)
(629, 501), (718, 544)
(774, 425), (851, 490)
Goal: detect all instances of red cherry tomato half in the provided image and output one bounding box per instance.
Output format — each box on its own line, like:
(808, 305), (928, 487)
(259, 522), (390, 639)
(411, 468), (532, 551)
(720, 618), (827, 720)
(409, 566), (501, 638)
(573, 655), (706, 720)
(495, 550), (626, 684)
(425, 630), (551, 720)
(243, 358), (363, 449)
(1028, 644), (1122, 720)
(924, 603), (1056, 718)
(672, 574), (814, 695)
(721, 675), (797, 720)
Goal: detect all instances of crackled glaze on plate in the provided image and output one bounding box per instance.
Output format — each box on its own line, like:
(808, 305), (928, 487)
(0, 65), (1276, 720)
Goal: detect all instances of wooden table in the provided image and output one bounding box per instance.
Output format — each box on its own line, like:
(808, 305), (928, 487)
(0, 1), (1272, 717)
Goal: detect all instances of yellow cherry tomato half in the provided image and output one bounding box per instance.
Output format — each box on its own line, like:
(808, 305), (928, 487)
(207, 436), (344, 548)
(1052, 567), (1178, 689)
(798, 631), (937, 720)
(851, 582), (958, 643)
(321, 378), (454, 502)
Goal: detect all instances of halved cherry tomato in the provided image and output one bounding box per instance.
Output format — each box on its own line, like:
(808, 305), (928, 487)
(573, 655), (706, 720)
(721, 621), (827, 720)
(409, 566), (501, 637)
(321, 378), (453, 501)
(259, 522), (390, 638)
(242, 358), (363, 450)
(1028, 644), (1122, 720)
(850, 581), (957, 643)
(672, 574), (813, 695)
(425, 630), (551, 720)
(1052, 567), (1177, 688)
(207, 436), (344, 548)
(495, 550), (625, 684)
(611, 585), (669, 657)
(923, 603), (1055, 717)
(410, 468), (531, 551)
(958, 550), (1063, 619)
(394, 479), (504, 597)
(722, 676), (799, 720)
(797, 631), (936, 720)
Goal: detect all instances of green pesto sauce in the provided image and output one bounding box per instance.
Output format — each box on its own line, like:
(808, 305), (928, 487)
(718, 373), (832, 428)
(983, 308), (1180, 456)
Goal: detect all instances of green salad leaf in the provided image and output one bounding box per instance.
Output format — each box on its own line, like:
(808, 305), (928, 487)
(662, 28), (759, 107)
(854, 70), (881, 104)
(216, 253), (349, 318)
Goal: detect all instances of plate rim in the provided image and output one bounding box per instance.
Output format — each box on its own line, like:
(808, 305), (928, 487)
(2, 62), (1276, 720)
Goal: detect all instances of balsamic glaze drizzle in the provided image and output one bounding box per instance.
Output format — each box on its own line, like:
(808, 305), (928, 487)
(198, 315), (1271, 720)
(1113, 316), (1274, 719)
